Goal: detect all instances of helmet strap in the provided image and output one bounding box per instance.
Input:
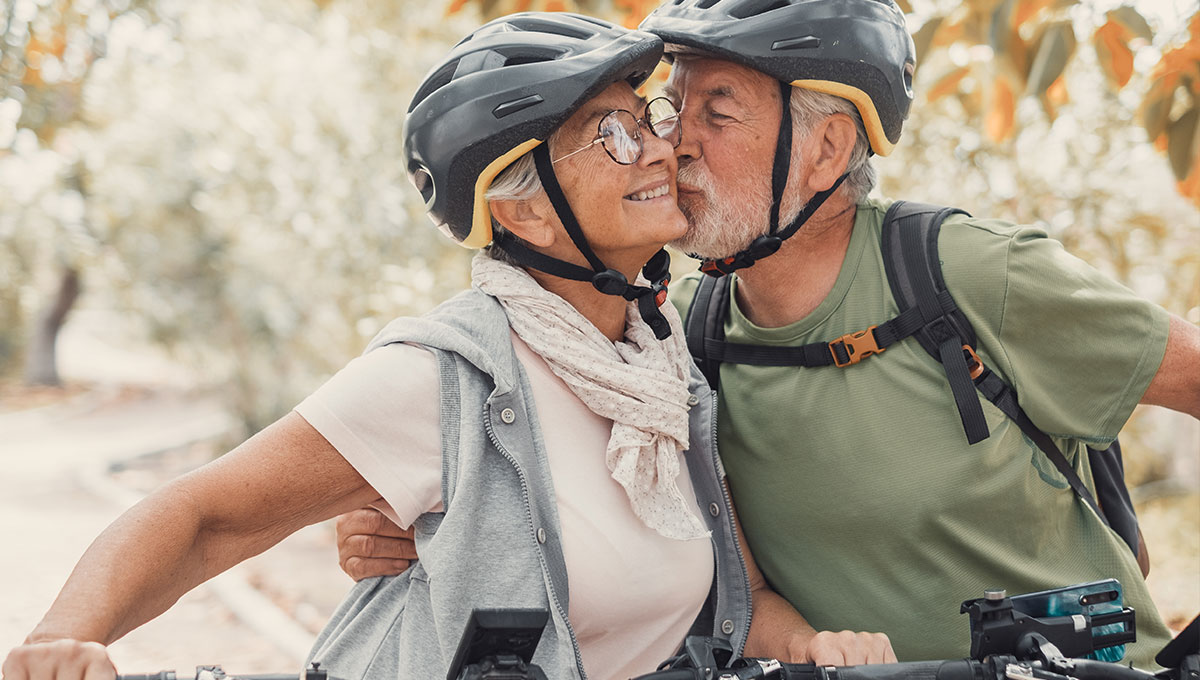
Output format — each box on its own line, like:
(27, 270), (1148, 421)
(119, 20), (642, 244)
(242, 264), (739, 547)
(489, 144), (675, 339)
(699, 80), (848, 278)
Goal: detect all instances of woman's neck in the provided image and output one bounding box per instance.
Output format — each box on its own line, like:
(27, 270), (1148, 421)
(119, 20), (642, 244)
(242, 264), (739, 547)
(526, 269), (629, 342)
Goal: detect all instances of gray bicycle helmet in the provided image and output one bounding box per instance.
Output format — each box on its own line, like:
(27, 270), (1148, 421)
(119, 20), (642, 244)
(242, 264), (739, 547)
(640, 0), (915, 156)
(404, 12), (664, 247)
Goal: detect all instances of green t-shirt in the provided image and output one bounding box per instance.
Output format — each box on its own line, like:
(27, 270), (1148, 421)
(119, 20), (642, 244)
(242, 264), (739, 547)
(671, 198), (1172, 665)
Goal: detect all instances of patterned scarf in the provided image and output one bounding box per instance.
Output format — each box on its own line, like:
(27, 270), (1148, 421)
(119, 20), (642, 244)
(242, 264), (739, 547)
(472, 253), (709, 541)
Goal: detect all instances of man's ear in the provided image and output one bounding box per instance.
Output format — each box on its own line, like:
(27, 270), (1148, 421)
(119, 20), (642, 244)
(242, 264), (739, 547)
(804, 113), (858, 193)
(490, 194), (557, 248)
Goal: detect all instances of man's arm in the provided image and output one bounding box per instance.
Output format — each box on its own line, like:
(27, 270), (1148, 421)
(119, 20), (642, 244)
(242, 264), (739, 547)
(1141, 314), (1200, 418)
(333, 493), (898, 664)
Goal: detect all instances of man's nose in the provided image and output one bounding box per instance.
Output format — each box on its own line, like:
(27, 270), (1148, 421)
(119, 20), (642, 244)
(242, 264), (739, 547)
(674, 110), (701, 162)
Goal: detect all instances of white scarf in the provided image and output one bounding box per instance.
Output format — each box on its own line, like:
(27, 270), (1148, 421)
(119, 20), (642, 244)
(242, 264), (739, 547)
(472, 253), (709, 541)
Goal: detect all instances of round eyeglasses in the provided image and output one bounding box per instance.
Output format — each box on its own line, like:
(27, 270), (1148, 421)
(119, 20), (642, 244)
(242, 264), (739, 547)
(552, 97), (682, 165)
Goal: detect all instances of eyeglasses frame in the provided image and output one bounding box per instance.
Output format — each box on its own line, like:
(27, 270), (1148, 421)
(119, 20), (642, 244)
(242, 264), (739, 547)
(550, 96), (682, 166)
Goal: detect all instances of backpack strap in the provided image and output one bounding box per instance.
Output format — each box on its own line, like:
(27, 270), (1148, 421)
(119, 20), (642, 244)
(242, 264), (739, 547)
(882, 202), (1117, 537)
(880, 201), (989, 443)
(685, 273), (733, 388)
(684, 272), (941, 378)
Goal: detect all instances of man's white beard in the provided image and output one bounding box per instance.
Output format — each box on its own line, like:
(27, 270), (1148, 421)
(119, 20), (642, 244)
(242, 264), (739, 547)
(670, 159), (804, 261)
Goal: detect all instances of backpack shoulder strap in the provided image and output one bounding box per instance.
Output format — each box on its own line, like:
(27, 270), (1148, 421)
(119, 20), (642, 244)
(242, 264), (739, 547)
(882, 202), (1124, 541)
(880, 201), (992, 444)
(685, 273), (733, 388)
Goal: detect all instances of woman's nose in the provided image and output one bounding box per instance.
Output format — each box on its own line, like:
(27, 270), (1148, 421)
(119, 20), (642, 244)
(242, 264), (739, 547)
(638, 126), (677, 168)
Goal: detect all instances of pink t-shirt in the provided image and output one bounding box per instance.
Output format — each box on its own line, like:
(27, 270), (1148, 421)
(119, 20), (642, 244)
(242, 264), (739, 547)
(295, 334), (714, 679)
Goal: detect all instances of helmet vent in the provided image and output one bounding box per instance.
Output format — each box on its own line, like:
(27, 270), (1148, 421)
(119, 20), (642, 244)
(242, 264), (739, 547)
(410, 166), (435, 204)
(730, 0), (791, 18)
(493, 94), (545, 119)
(694, 0), (722, 9)
(408, 62), (458, 112)
(771, 35), (820, 51)
(505, 16), (593, 41)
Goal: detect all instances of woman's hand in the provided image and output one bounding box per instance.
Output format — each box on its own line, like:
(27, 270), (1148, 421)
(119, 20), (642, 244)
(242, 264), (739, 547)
(3, 639), (116, 680)
(802, 630), (897, 665)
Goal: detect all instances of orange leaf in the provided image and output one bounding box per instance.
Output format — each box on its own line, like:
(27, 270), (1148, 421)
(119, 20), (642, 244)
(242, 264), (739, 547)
(925, 66), (971, 102)
(445, 0), (470, 15)
(1014, 0), (1054, 27)
(1094, 20), (1134, 88)
(1178, 168), (1200, 208)
(1039, 75), (1069, 120)
(985, 77), (1016, 143)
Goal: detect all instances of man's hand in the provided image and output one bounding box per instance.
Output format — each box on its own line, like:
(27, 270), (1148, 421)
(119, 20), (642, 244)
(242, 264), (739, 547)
(801, 630), (897, 665)
(335, 508), (417, 581)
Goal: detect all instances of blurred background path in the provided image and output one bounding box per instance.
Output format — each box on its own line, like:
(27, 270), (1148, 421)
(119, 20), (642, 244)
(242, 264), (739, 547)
(0, 310), (349, 675)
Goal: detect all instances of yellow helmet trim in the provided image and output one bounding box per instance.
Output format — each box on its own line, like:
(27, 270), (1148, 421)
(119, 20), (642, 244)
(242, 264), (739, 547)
(789, 79), (895, 157)
(463, 138), (545, 249)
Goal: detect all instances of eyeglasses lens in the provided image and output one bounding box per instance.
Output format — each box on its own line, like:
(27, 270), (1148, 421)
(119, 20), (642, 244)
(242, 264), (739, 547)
(599, 110), (642, 165)
(646, 98), (681, 147)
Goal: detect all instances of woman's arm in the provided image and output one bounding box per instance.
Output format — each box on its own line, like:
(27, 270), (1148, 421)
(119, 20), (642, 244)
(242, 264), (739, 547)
(734, 495), (895, 665)
(3, 412), (380, 679)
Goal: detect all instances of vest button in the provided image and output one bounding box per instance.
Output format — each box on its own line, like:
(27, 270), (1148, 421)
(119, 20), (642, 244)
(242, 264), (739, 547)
(709, 502), (720, 517)
(536, 528), (546, 544)
(687, 394), (700, 406)
(500, 408), (516, 424)
(721, 619), (735, 635)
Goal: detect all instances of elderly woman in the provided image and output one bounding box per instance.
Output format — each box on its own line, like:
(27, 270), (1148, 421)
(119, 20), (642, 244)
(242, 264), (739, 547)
(1, 13), (824, 680)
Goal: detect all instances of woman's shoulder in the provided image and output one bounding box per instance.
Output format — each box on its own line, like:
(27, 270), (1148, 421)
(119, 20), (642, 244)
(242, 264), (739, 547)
(368, 288), (519, 388)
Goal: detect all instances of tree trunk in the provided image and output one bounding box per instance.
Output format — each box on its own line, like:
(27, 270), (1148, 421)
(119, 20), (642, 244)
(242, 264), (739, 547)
(24, 266), (81, 386)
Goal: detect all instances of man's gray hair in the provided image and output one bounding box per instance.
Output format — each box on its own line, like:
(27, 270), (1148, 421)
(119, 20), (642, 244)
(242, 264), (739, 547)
(789, 86), (876, 202)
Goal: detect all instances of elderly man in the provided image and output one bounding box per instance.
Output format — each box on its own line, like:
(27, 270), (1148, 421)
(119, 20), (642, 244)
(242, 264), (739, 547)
(337, 0), (1200, 666)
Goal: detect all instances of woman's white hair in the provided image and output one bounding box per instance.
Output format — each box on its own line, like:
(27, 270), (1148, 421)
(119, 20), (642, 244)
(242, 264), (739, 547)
(482, 148), (544, 264)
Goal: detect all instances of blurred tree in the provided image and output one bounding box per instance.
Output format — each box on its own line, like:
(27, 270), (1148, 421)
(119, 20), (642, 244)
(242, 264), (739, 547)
(68, 1), (476, 436)
(1, 0), (157, 384)
(2, 1), (477, 434)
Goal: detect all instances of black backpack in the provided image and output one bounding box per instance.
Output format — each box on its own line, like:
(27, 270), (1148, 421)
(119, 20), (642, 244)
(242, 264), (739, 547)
(684, 201), (1149, 576)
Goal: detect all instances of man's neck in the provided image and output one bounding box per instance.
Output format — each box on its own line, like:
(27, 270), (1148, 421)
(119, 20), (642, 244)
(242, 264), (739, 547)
(733, 201), (858, 329)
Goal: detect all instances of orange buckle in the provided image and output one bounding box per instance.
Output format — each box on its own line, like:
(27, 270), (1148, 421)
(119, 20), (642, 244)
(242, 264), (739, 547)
(963, 345), (984, 379)
(830, 326), (883, 367)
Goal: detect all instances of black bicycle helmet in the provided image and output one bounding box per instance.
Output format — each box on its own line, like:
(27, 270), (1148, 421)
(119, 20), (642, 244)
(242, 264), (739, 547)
(404, 13), (677, 339)
(404, 12), (663, 247)
(640, 0), (915, 156)
(639, 0), (915, 277)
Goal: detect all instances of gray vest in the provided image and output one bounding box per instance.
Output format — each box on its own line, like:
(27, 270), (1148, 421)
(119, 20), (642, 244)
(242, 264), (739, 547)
(308, 289), (751, 679)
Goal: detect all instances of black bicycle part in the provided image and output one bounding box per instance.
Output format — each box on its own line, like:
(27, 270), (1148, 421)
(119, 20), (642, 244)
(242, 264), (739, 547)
(446, 608), (550, 680)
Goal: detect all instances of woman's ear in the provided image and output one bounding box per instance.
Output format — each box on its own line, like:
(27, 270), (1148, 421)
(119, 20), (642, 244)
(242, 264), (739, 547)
(804, 112), (857, 193)
(490, 194), (557, 248)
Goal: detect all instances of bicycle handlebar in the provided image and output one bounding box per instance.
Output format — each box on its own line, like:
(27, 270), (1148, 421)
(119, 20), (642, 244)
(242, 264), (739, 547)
(636, 655), (1164, 680)
(117, 675), (310, 680)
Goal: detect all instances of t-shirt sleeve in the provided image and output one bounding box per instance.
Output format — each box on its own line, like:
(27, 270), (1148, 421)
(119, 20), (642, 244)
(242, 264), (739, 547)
(294, 342), (443, 528)
(975, 225), (1169, 444)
